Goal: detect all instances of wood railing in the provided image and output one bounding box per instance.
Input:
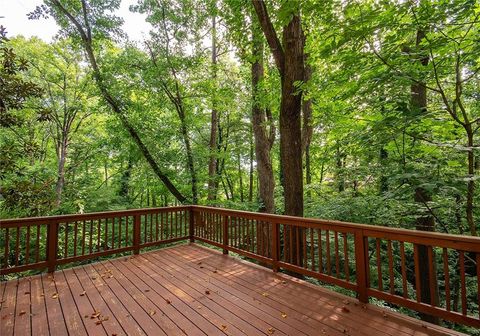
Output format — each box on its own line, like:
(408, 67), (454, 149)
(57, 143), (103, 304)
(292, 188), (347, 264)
(1, 205), (479, 328)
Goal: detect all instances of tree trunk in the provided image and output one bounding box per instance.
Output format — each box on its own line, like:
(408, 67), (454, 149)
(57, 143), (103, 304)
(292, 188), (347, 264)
(253, 1), (304, 266)
(248, 124), (254, 202)
(251, 18), (275, 213)
(411, 29), (439, 324)
(302, 64), (313, 199)
(465, 126), (476, 235)
(207, 9), (219, 201)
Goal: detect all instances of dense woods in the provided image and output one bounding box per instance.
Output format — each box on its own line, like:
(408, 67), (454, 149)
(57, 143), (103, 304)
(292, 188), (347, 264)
(2, 0), (478, 233)
(1, 0), (479, 332)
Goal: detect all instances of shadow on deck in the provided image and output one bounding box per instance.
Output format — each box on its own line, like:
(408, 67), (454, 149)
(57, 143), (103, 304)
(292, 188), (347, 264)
(1, 244), (462, 336)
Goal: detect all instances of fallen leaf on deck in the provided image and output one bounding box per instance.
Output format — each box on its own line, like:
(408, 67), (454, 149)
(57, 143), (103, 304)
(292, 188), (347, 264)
(281, 312), (287, 318)
(149, 310), (156, 316)
(267, 327), (275, 334)
(205, 290), (210, 295)
(19, 311), (26, 316)
(91, 312), (101, 319)
(199, 266), (204, 269)
(221, 325), (227, 331)
(84, 315), (89, 318)
(341, 306), (350, 313)
(95, 320), (103, 325)
(51, 293), (58, 299)
(80, 291), (86, 296)
(281, 281), (286, 284)
(144, 289), (150, 292)
(165, 299), (171, 304)
(24, 292), (30, 295)
(91, 276), (97, 280)
(213, 270), (218, 273)
(261, 292), (269, 297)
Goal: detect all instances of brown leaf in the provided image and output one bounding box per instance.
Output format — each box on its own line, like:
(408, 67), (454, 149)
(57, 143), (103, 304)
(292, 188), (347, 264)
(341, 306), (350, 313)
(24, 292), (30, 295)
(19, 311), (26, 316)
(91, 312), (101, 319)
(281, 280), (286, 284)
(79, 291), (86, 297)
(95, 320), (103, 325)
(84, 315), (89, 319)
(149, 310), (156, 316)
(261, 292), (269, 297)
(144, 289), (150, 293)
(281, 312), (287, 318)
(221, 324), (227, 331)
(165, 299), (171, 304)
(267, 327), (275, 334)
(213, 270), (218, 273)
(199, 266), (204, 269)
(205, 290), (210, 295)
(51, 293), (58, 299)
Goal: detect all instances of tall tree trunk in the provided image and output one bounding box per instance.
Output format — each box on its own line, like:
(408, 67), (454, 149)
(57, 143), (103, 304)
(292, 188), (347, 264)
(411, 29), (439, 324)
(51, 0), (187, 204)
(208, 8), (219, 201)
(237, 151), (244, 202)
(251, 17), (275, 213)
(248, 124), (254, 202)
(253, 1), (305, 267)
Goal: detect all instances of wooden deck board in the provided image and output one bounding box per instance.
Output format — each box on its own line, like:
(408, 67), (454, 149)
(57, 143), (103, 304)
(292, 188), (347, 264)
(0, 243), (464, 336)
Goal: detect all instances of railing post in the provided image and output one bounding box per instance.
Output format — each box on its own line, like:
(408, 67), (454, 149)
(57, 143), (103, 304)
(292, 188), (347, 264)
(354, 230), (369, 303)
(222, 215), (229, 255)
(272, 222), (279, 272)
(133, 214), (141, 255)
(189, 207), (195, 243)
(46, 221), (58, 273)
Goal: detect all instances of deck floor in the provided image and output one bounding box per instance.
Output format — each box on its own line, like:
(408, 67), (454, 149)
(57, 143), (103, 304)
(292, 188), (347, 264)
(1, 243), (462, 336)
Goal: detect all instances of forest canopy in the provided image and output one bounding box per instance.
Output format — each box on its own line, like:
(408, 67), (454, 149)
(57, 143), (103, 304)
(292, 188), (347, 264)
(1, 0), (479, 239)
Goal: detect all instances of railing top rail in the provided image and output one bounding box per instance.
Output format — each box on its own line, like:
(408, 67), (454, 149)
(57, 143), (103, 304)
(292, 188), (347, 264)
(0, 205), (190, 226)
(192, 205), (480, 246)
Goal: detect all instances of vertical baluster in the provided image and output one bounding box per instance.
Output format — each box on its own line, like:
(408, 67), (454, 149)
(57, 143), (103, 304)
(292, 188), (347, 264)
(282, 224), (287, 262)
(4, 228), (9, 268)
(111, 217), (116, 248)
(73, 221), (78, 257)
(427, 246), (436, 305)
(126, 216), (129, 246)
(160, 212), (164, 241)
(89, 220), (93, 254)
(118, 217), (122, 248)
(35, 225), (40, 263)
(343, 233), (349, 282)
(104, 218), (108, 250)
(150, 213), (154, 242)
(97, 219), (101, 252)
(310, 228), (315, 271)
(15, 227), (20, 266)
(81, 220), (86, 255)
(459, 251), (467, 315)
(233, 217), (237, 248)
(303, 228), (307, 268)
(414, 244), (421, 302)
(155, 213), (159, 241)
(317, 229), (323, 273)
(144, 214), (148, 243)
(443, 248), (450, 311)
(387, 240), (394, 294)
(334, 231), (340, 277)
(64, 222), (69, 258)
(326, 230), (331, 275)
(376, 238), (382, 291)
(25, 225), (31, 265)
(400, 242), (407, 298)
(251, 219), (255, 253)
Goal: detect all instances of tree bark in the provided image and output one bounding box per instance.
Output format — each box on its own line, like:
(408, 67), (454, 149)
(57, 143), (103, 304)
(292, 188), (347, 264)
(411, 29), (439, 325)
(208, 9), (219, 201)
(251, 17), (275, 213)
(253, 0), (305, 266)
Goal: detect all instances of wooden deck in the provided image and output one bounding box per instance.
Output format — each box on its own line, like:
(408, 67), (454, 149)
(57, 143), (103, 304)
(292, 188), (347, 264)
(1, 244), (464, 336)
